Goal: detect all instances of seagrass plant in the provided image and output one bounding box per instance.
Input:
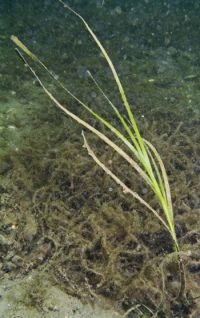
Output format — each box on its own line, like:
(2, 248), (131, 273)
(11, 2), (185, 299)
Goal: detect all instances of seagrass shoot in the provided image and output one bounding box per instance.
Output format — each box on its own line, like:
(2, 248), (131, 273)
(11, 1), (185, 299)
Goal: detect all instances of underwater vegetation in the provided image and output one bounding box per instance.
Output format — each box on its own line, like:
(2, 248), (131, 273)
(1, 1), (199, 317)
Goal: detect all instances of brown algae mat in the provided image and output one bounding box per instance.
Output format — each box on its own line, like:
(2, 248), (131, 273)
(0, 90), (200, 317)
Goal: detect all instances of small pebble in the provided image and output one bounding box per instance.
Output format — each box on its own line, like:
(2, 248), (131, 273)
(114, 6), (122, 15)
